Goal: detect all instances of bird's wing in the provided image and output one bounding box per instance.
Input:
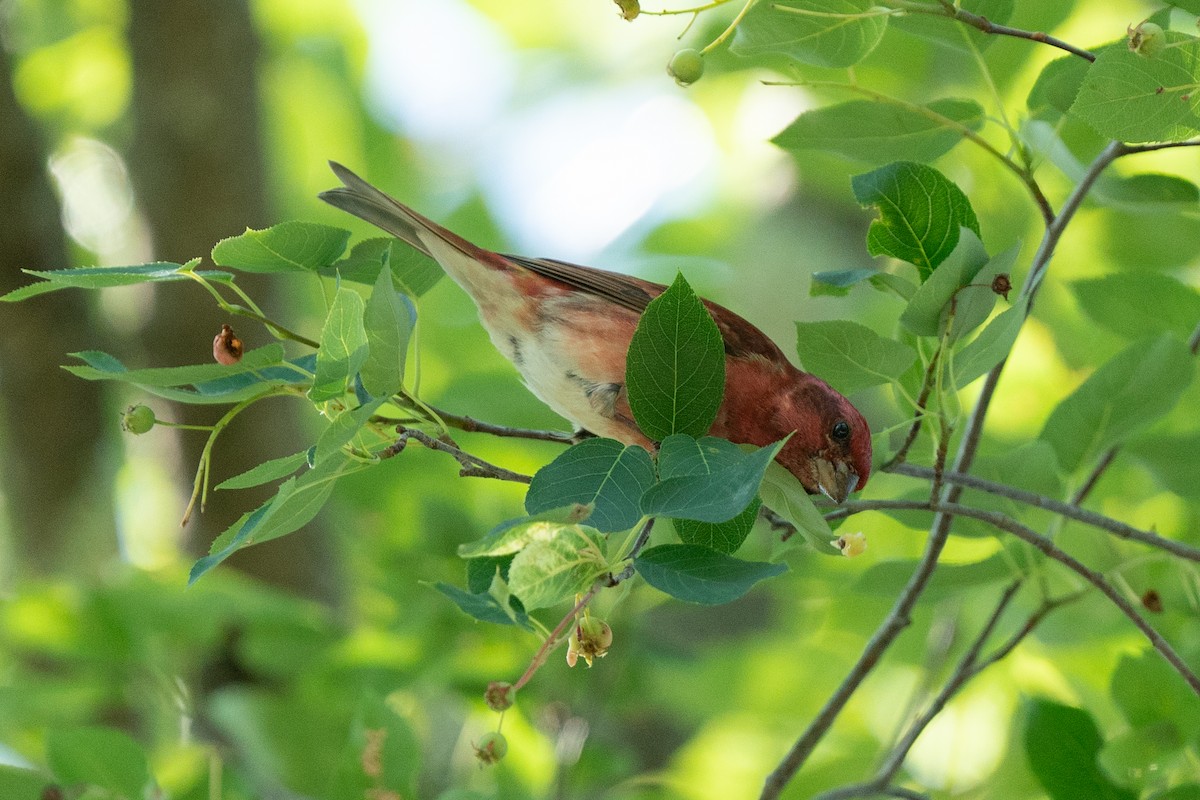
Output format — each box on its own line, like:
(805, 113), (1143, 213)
(504, 255), (656, 315)
(508, 255), (788, 364)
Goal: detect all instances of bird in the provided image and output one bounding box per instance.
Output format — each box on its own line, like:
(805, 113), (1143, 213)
(320, 162), (871, 503)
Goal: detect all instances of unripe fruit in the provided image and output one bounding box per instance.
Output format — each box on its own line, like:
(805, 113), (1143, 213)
(1128, 21), (1165, 56)
(485, 681), (515, 712)
(121, 404), (156, 435)
(614, 0), (639, 20)
(474, 731), (508, 765)
(668, 48), (704, 86)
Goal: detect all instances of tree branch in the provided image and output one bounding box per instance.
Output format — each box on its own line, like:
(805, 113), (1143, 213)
(428, 406), (578, 445)
(889, 0), (1095, 61)
(382, 427), (533, 483)
(829, 499), (1200, 695)
(885, 463), (1200, 563)
(763, 140), (1129, 799)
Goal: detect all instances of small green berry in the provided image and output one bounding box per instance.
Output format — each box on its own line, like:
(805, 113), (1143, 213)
(474, 731), (508, 765)
(121, 404), (156, 435)
(668, 48), (704, 87)
(613, 0), (639, 20)
(1128, 21), (1165, 56)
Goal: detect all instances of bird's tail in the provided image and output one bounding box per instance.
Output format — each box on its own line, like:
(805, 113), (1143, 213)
(319, 162), (509, 274)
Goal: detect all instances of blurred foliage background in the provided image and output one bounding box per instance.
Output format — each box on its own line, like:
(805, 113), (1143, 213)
(1, 0), (1199, 798)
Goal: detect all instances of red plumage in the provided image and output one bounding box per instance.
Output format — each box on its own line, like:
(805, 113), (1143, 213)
(321, 162), (870, 502)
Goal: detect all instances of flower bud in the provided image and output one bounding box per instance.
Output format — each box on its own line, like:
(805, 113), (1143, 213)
(474, 731), (508, 765)
(213, 323), (244, 366)
(121, 404), (157, 435)
(833, 531), (867, 557)
(485, 681), (516, 712)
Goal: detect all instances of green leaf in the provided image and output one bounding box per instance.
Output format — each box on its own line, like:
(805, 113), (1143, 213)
(216, 451), (308, 490)
(898, 228), (990, 336)
(1098, 723), (1186, 792)
(1, 262), (232, 302)
(212, 221), (351, 273)
(774, 98), (985, 164)
(66, 343), (286, 388)
(1073, 273), (1200, 340)
(507, 524), (608, 610)
(63, 346), (313, 405)
(1070, 35), (1200, 143)
(1111, 651), (1200, 736)
(676, 498), (761, 554)
(458, 506), (595, 559)
(0, 766), (54, 799)
(328, 694), (420, 800)
(325, 238), (445, 297)
(641, 435), (784, 523)
(852, 161), (981, 280)
(361, 265), (415, 398)
(466, 554), (515, 593)
(634, 544), (787, 605)
(810, 269), (877, 297)
(945, 242), (1020, 342)
(525, 438), (656, 533)
(625, 273), (725, 440)
(1024, 699), (1137, 800)
(854, 553), (1015, 602)
(310, 285), (369, 402)
(1097, 172), (1200, 210)
(314, 398), (387, 465)
(795, 320), (917, 396)
(1040, 335), (1195, 474)
(189, 455), (355, 583)
(1150, 786), (1200, 800)
(952, 297), (1028, 389)
(732, 0), (887, 68)
(46, 726), (152, 799)
(1127, 430), (1200, 498)
(1029, 53), (1092, 115)
(432, 581), (531, 629)
(759, 462), (836, 553)
(810, 269), (919, 300)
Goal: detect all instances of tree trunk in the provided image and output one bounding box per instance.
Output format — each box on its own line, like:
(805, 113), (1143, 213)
(0, 43), (115, 579)
(125, 0), (341, 604)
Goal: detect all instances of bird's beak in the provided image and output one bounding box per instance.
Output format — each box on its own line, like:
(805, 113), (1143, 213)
(814, 458), (859, 505)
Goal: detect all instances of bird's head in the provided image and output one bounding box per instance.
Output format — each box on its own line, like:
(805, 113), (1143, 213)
(773, 377), (872, 504)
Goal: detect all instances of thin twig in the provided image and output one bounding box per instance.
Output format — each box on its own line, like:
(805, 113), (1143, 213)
(512, 585), (601, 691)
(885, 347), (940, 468)
(764, 140), (1163, 799)
(828, 499), (1200, 695)
(430, 407), (577, 445)
(886, 463), (1200, 563)
(815, 784), (931, 800)
(888, 0), (1096, 62)
(382, 427), (532, 483)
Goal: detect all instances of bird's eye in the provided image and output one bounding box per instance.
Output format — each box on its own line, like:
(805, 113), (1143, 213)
(831, 420), (851, 442)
